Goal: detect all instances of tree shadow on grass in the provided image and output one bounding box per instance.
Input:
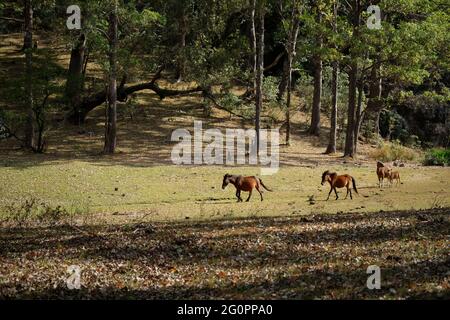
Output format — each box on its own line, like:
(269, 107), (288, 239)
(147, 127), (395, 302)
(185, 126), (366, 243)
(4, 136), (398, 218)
(0, 207), (448, 299)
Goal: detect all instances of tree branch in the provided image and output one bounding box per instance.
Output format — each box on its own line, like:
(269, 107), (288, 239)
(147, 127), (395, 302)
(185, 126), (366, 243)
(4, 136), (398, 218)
(264, 52), (285, 72)
(0, 16), (24, 23)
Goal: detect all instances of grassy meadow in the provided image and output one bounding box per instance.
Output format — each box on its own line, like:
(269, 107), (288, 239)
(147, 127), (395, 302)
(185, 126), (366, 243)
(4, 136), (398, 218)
(1, 159), (449, 224)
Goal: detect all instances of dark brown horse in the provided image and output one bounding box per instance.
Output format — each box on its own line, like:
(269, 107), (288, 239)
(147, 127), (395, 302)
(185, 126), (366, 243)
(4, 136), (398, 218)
(321, 170), (358, 200)
(222, 174), (272, 202)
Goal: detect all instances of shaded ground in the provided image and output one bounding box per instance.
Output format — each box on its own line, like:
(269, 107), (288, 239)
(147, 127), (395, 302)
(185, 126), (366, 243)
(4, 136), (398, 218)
(0, 208), (448, 299)
(0, 33), (377, 168)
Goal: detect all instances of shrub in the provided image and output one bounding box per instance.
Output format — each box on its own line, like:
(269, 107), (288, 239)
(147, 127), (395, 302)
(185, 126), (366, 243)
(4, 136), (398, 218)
(369, 141), (419, 162)
(423, 148), (450, 166)
(1, 197), (90, 227)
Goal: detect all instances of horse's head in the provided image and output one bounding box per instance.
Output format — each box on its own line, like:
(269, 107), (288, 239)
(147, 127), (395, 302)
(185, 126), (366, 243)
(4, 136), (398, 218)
(377, 161), (384, 168)
(321, 170), (331, 185)
(222, 174), (231, 189)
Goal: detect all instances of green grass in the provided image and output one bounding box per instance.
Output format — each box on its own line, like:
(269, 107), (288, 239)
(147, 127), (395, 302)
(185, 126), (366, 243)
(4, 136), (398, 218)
(1, 159), (450, 224)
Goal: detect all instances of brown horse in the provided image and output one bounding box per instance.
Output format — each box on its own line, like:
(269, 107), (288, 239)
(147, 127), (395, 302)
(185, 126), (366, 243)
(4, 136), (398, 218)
(321, 171), (358, 200)
(376, 161), (391, 187)
(388, 170), (401, 186)
(222, 174), (272, 202)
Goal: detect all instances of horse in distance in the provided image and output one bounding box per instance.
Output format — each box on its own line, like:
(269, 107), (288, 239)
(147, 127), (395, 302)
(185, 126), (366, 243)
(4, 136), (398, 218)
(222, 174), (273, 202)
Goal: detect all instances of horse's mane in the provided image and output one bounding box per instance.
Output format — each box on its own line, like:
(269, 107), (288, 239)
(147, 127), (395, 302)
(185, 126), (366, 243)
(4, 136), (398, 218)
(322, 170), (337, 180)
(377, 161), (385, 168)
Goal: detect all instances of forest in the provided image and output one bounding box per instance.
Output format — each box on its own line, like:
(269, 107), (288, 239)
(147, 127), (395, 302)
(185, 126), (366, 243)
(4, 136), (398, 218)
(0, 0), (449, 300)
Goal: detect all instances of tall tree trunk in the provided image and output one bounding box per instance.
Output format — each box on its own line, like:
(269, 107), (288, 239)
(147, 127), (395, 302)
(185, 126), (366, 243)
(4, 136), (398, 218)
(285, 4), (300, 146)
(176, 10), (187, 83)
(309, 10), (322, 136)
(250, 0), (257, 94)
(325, 1), (338, 154)
(344, 0), (360, 158)
(277, 56), (288, 101)
(354, 75), (364, 154)
(344, 62), (358, 157)
(66, 33), (86, 125)
(365, 64), (382, 137)
(104, 1), (118, 154)
(255, 0), (264, 155)
(24, 0), (35, 150)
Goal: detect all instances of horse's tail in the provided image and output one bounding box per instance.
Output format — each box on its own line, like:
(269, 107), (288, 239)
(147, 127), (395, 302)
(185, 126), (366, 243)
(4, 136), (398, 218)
(352, 177), (359, 194)
(259, 179), (273, 192)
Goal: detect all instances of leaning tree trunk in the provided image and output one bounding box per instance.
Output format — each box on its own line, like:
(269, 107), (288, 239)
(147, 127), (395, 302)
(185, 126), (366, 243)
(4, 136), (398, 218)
(325, 1), (339, 154)
(309, 11), (322, 136)
(24, 0), (35, 150)
(103, 2), (118, 154)
(254, 0), (264, 155)
(65, 33), (86, 125)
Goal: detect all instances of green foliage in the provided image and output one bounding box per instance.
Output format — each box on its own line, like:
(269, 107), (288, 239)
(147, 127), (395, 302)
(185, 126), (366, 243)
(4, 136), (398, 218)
(424, 148), (450, 166)
(262, 76), (280, 102)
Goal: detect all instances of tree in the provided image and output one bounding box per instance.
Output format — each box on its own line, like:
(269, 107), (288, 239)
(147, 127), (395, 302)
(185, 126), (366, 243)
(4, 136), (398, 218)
(254, 0), (265, 154)
(175, 1), (188, 82)
(103, 0), (118, 154)
(23, 0), (35, 150)
(65, 33), (87, 125)
(325, 0), (339, 154)
(283, 0), (301, 146)
(343, 0), (360, 158)
(309, 3), (323, 136)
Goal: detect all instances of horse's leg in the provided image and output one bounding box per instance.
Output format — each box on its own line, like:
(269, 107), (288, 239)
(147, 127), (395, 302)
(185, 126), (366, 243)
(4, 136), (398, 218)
(326, 187), (333, 201)
(256, 186), (264, 201)
(246, 190), (253, 202)
(349, 187), (353, 199)
(334, 187), (339, 200)
(345, 186), (349, 200)
(236, 190), (241, 202)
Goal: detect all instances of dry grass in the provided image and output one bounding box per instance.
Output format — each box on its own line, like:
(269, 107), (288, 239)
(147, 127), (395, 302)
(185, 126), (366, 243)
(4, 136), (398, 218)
(369, 142), (422, 163)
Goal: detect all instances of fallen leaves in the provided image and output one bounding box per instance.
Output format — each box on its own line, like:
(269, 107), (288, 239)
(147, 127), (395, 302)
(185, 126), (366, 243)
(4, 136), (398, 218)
(0, 208), (448, 299)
